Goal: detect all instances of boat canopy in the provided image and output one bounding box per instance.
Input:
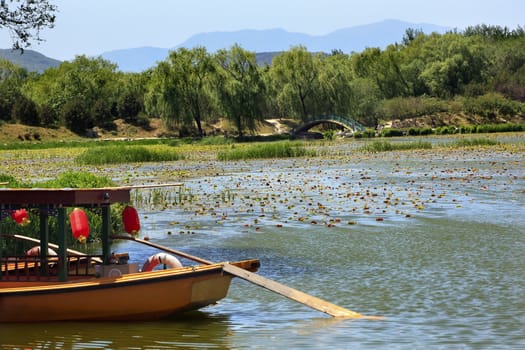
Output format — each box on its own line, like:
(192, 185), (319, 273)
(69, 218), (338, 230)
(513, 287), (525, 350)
(0, 187), (132, 281)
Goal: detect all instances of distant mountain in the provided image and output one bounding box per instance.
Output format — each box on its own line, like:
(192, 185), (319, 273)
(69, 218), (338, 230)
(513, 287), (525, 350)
(0, 49), (61, 73)
(178, 28), (313, 53)
(100, 46), (170, 73)
(175, 19), (449, 53)
(311, 19), (448, 52)
(100, 19), (449, 72)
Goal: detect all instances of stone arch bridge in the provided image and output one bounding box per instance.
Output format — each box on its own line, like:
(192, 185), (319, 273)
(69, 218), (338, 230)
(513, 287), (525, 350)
(292, 115), (366, 136)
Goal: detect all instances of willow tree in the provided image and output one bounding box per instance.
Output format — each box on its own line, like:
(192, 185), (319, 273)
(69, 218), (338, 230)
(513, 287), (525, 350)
(145, 47), (215, 136)
(317, 51), (354, 116)
(0, 0), (57, 50)
(215, 45), (266, 136)
(269, 46), (322, 120)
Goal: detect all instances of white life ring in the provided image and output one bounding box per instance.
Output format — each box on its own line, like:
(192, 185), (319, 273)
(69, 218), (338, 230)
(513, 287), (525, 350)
(142, 253), (182, 272)
(26, 246), (58, 256)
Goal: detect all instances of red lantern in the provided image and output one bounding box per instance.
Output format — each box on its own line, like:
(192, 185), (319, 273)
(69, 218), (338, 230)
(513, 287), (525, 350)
(122, 205), (140, 235)
(70, 208), (90, 243)
(12, 209), (30, 226)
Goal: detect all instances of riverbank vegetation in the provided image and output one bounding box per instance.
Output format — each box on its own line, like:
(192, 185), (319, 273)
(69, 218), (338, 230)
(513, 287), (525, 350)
(360, 138), (500, 152)
(75, 145), (183, 165)
(217, 141), (315, 160)
(0, 24), (524, 142)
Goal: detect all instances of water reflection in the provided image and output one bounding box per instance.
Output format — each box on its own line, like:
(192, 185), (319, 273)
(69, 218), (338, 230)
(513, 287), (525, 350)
(0, 312), (233, 349)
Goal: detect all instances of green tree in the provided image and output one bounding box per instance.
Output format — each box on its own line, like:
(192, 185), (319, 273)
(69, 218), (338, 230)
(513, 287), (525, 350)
(464, 24), (525, 40)
(269, 46), (322, 120)
(215, 45), (266, 136)
(62, 99), (92, 134)
(419, 33), (488, 98)
(0, 0), (57, 50)
(349, 46), (410, 99)
(11, 93), (38, 125)
(347, 78), (382, 127)
(0, 58), (28, 121)
(490, 36), (525, 101)
(317, 52), (354, 116)
(116, 72), (147, 124)
(25, 55), (119, 130)
(145, 47), (216, 136)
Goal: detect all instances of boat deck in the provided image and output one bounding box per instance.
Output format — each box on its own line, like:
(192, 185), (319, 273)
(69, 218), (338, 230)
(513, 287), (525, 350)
(1, 255), (100, 282)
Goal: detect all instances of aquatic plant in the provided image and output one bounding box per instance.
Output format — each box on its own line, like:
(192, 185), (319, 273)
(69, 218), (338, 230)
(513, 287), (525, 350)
(360, 140), (432, 152)
(217, 141), (316, 160)
(75, 145), (182, 165)
(448, 138), (500, 148)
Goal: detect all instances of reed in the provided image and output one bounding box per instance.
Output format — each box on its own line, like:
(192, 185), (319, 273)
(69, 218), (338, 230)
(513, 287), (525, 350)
(448, 138), (500, 148)
(217, 141), (316, 161)
(131, 187), (196, 209)
(360, 140), (432, 152)
(75, 145), (182, 165)
(0, 138), (177, 151)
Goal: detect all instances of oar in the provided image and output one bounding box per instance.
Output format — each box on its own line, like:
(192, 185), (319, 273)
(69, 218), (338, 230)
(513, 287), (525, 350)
(111, 235), (382, 319)
(110, 235), (212, 264)
(109, 183), (184, 190)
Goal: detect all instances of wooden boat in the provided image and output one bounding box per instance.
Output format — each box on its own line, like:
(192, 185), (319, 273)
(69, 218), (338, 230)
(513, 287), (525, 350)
(0, 187), (259, 323)
(0, 186), (379, 322)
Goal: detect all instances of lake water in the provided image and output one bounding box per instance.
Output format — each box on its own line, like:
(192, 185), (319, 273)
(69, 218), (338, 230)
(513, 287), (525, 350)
(1, 138), (524, 349)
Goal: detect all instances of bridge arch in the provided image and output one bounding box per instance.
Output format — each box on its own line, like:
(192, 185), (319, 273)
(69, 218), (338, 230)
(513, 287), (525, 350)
(292, 115), (366, 136)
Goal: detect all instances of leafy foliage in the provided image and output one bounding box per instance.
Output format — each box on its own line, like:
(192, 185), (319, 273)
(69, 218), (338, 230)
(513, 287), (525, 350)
(0, 0), (57, 50)
(145, 47), (216, 136)
(34, 171), (116, 188)
(215, 45), (266, 136)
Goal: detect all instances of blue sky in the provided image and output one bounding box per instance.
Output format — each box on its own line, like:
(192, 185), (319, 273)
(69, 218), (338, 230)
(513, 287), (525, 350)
(2, 0), (523, 60)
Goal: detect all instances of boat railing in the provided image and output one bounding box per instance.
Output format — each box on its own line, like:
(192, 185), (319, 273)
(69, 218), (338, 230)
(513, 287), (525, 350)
(0, 254), (101, 282)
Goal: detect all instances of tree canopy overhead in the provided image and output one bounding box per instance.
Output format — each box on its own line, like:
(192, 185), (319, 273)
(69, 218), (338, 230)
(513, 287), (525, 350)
(0, 0), (57, 50)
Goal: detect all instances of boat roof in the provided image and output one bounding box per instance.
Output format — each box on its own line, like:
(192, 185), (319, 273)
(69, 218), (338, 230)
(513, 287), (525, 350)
(0, 187), (131, 209)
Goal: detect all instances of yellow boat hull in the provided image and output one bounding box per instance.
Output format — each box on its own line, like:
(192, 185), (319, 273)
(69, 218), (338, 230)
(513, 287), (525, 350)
(0, 259), (259, 322)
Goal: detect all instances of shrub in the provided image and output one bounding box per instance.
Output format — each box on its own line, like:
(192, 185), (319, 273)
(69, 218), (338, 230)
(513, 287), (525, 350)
(0, 174), (27, 187)
(435, 126), (458, 135)
(362, 128), (376, 138)
(323, 130), (335, 140)
(34, 171), (116, 188)
(381, 128), (405, 137)
(376, 96), (447, 120)
(12, 95), (40, 126)
(62, 100), (94, 135)
(38, 103), (59, 128)
(463, 93), (522, 118)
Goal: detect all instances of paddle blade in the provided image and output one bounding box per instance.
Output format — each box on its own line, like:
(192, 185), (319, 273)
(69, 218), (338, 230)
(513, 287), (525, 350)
(223, 263), (382, 319)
